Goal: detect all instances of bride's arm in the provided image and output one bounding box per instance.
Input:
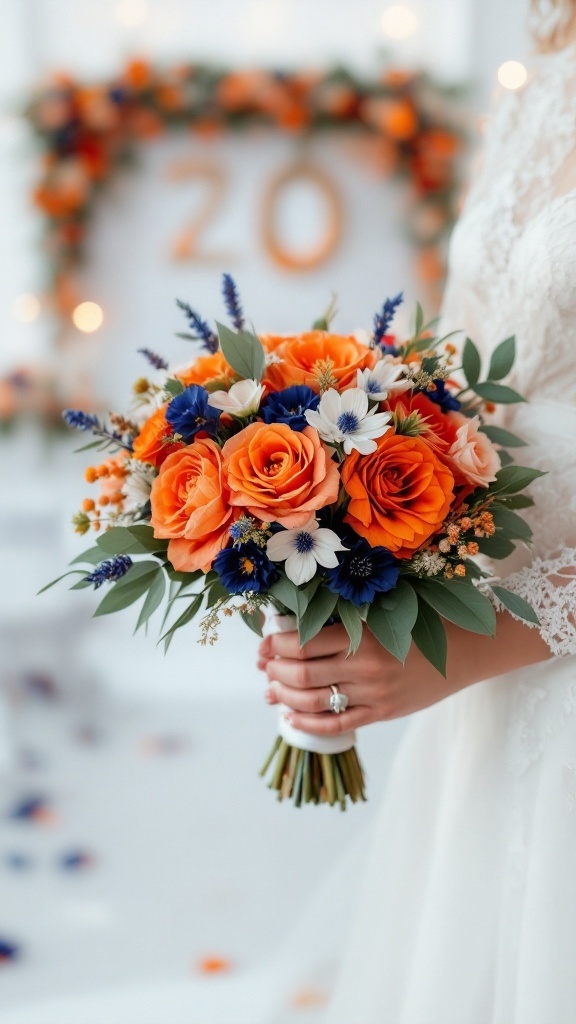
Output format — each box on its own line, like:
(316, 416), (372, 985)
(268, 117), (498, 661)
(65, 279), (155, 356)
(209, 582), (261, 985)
(257, 612), (553, 734)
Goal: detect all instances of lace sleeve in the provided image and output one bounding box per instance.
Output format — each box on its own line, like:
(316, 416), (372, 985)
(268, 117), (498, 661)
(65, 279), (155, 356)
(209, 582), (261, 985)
(490, 549), (576, 658)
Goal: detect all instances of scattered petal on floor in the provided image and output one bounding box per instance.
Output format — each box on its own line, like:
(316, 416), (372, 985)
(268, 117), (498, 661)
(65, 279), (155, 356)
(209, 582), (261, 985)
(196, 956), (233, 975)
(289, 987), (328, 1009)
(0, 939), (21, 963)
(58, 850), (96, 871)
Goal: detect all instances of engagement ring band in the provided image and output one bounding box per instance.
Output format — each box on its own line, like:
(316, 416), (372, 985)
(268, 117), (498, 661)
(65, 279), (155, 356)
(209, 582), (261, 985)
(329, 684), (349, 714)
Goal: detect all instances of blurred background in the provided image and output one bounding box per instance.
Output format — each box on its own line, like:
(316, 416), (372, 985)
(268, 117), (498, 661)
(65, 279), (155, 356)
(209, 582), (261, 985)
(0, 1), (530, 1021)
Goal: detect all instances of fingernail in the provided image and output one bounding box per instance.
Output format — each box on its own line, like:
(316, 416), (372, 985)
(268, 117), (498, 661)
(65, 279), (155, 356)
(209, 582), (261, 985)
(283, 712), (293, 725)
(265, 689), (277, 705)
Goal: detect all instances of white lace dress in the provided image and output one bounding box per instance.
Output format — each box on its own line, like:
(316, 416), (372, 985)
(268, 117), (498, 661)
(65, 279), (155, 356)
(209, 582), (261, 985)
(324, 44), (576, 1024)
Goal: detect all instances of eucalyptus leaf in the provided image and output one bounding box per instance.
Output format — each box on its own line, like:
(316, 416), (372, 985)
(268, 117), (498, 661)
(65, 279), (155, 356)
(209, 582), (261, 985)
(337, 598), (364, 655)
(69, 546), (104, 566)
(479, 425), (527, 448)
(241, 609), (264, 637)
(490, 585), (540, 626)
(206, 581), (229, 608)
(462, 337), (481, 388)
(269, 574), (308, 620)
(411, 598), (447, 676)
(161, 592), (204, 652)
(491, 506), (533, 543)
(298, 587), (338, 647)
(366, 582), (418, 663)
(93, 567), (160, 617)
(37, 570), (87, 594)
(97, 526), (165, 557)
(487, 335), (515, 381)
(490, 465), (546, 496)
(216, 321), (265, 382)
(416, 579), (496, 636)
(135, 571), (166, 632)
(500, 494), (534, 510)
(473, 382), (525, 404)
(476, 534), (517, 559)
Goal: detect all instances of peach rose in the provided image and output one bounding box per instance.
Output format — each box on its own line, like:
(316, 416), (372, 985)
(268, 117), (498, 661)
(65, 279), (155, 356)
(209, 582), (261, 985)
(222, 422), (339, 528)
(446, 413), (501, 489)
(132, 405), (183, 468)
(342, 431), (454, 557)
(262, 331), (377, 393)
(150, 438), (237, 573)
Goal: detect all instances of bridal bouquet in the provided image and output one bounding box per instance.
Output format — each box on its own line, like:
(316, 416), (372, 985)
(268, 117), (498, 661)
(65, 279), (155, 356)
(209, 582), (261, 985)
(47, 276), (541, 809)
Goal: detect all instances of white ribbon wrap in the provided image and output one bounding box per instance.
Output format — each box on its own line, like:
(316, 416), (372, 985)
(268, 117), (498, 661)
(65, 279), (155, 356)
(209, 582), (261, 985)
(264, 612), (356, 756)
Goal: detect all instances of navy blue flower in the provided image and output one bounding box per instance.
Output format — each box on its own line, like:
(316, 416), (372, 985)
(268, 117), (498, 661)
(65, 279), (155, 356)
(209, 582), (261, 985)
(176, 299), (218, 353)
(425, 379), (461, 413)
(166, 384), (220, 442)
(84, 555), (133, 590)
(138, 348), (168, 370)
(373, 293), (403, 349)
(213, 542), (278, 594)
(222, 273), (245, 331)
(326, 538), (399, 606)
(62, 409), (100, 432)
(261, 385), (320, 432)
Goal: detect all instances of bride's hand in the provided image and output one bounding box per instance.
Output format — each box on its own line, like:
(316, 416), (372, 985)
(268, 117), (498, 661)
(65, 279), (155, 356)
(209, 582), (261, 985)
(257, 615), (551, 736)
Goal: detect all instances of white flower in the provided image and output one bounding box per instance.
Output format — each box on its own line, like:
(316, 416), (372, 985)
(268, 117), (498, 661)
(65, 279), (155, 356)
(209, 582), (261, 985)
(305, 387), (391, 455)
(121, 462), (155, 514)
(208, 378), (265, 417)
(267, 518), (347, 585)
(356, 357), (412, 401)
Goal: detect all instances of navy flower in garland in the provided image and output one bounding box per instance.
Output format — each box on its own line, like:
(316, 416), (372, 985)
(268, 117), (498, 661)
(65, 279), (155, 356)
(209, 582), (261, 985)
(261, 385), (320, 432)
(213, 541), (278, 594)
(326, 538), (399, 606)
(166, 384), (220, 442)
(425, 378), (461, 413)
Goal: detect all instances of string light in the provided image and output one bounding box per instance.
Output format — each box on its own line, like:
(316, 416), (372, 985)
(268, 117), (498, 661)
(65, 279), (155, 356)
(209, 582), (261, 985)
(381, 5), (419, 40)
(13, 293), (41, 323)
(497, 60), (528, 90)
(114, 0), (148, 27)
(72, 302), (104, 333)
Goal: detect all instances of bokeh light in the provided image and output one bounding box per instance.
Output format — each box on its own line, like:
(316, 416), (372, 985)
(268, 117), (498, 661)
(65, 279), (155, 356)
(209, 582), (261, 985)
(381, 5), (419, 40)
(13, 293), (41, 323)
(114, 0), (148, 27)
(72, 302), (104, 333)
(497, 60), (528, 90)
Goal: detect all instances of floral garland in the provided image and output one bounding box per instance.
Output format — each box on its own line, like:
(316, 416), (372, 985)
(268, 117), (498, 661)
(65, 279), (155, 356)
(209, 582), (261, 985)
(25, 59), (463, 321)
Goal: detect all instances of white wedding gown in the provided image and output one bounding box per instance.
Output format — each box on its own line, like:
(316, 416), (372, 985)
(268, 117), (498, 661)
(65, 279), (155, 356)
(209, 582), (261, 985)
(323, 43), (576, 1024)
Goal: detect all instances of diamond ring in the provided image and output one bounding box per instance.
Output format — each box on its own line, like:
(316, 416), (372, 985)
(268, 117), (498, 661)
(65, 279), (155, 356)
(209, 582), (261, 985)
(329, 684), (349, 714)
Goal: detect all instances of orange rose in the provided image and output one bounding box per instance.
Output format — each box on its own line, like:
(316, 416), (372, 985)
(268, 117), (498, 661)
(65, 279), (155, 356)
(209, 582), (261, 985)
(132, 406), (183, 468)
(223, 422), (339, 528)
(387, 391), (459, 457)
(342, 431), (454, 557)
(150, 438), (236, 573)
(176, 351), (236, 390)
(262, 331), (377, 393)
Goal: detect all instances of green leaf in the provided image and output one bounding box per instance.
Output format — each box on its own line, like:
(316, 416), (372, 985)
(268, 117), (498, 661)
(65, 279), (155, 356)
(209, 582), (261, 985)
(268, 574), (308, 620)
(490, 585), (540, 626)
(414, 302), (424, 338)
(206, 581), (229, 607)
(97, 526), (167, 557)
(476, 534), (517, 559)
(490, 465), (546, 496)
(473, 382), (525, 404)
(69, 578), (92, 590)
(166, 568), (202, 584)
(161, 592), (204, 652)
(497, 450), (515, 468)
(241, 608), (264, 637)
(37, 570), (87, 594)
(298, 587), (338, 647)
(74, 439), (104, 453)
(491, 506), (533, 543)
(69, 546), (104, 566)
(216, 321), (266, 382)
(93, 565), (160, 617)
(337, 598), (364, 655)
(164, 377), (185, 398)
(487, 335), (515, 381)
(462, 337), (481, 387)
(366, 580), (418, 663)
(500, 494), (534, 510)
(411, 598), (447, 676)
(135, 571), (166, 632)
(416, 579), (496, 636)
(479, 425), (527, 448)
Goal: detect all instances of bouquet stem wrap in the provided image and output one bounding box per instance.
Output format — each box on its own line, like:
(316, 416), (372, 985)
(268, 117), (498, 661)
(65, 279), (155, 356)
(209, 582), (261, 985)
(260, 613), (366, 809)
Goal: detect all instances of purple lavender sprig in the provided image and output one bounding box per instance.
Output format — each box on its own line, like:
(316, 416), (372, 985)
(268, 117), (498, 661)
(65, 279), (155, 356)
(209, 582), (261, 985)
(176, 299), (218, 353)
(84, 556), (133, 589)
(138, 348), (168, 371)
(221, 273), (245, 331)
(62, 410), (134, 451)
(373, 292), (404, 349)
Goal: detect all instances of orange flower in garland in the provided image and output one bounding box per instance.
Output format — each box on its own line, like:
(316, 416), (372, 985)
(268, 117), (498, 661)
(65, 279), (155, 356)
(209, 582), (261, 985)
(222, 422), (339, 528)
(262, 331), (377, 394)
(341, 431), (454, 557)
(176, 352), (237, 391)
(132, 406), (183, 468)
(150, 438), (238, 573)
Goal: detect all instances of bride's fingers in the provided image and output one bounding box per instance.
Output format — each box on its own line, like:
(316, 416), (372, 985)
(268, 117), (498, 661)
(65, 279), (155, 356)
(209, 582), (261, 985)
(286, 706), (372, 735)
(258, 623), (349, 663)
(269, 679), (370, 714)
(265, 654), (348, 690)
